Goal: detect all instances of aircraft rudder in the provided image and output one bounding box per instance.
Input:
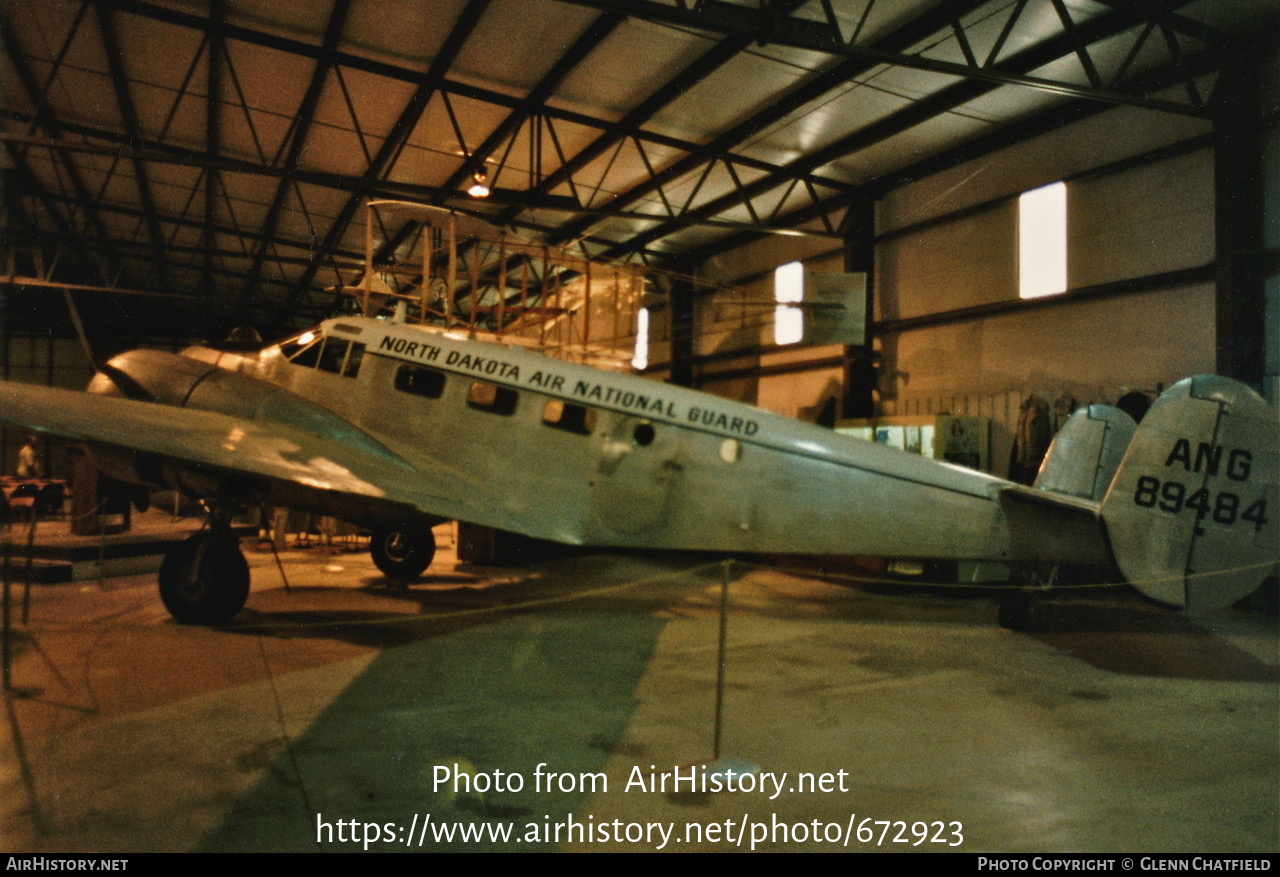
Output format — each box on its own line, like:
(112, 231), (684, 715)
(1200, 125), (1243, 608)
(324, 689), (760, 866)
(1100, 375), (1278, 611)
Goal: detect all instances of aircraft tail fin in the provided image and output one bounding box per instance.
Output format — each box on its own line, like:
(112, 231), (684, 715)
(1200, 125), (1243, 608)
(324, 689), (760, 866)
(1099, 375), (1278, 610)
(1035, 404), (1136, 501)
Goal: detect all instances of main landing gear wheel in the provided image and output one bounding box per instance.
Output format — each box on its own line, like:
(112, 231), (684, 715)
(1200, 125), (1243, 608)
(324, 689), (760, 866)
(158, 531), (250, 624)
(371, 528), (436, 580)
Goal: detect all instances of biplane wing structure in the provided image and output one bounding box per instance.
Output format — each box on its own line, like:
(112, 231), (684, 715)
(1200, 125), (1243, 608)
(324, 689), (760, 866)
(346, 201), (651, 367)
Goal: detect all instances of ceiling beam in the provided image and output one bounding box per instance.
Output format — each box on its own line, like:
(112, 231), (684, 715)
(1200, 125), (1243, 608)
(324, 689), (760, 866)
(596, 0), (1209, 260)
(85, 0), (857, 194)
(95, 4), (170, 288)
(558, 0), (1219, 116)
(373, 10), (628, 266)
(546, 0), (994, 248)
(204, 0), (225, 297)
(238, 0), (352, 310)
(280, 0), (493, 326)
(492, 0), (811, 231)
(1, 127), (838, 263)
(1, 3), (128, 285)
(443, 11), (626, 193)
(684, 46), (1220, 265)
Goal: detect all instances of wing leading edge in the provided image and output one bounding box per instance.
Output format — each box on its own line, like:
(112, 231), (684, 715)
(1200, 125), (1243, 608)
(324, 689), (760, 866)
(0, 380), (470, 524)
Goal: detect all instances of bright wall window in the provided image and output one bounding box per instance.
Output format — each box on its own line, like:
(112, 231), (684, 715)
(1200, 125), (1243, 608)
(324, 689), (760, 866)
(631, 307), (649, 370)
(1018, 182), (1067, 299)
(774, 261), (804, 345)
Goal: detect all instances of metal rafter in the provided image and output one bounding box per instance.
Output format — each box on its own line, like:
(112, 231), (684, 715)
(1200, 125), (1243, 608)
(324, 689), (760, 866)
(558, 0), (1223, 116)
(685, 41), (1221, 267)
(592, 0), (1208, 261)
(2, 4), (127, 285)
(94, 3), (169, 287)
(238, 0), (352, 308)
(8, 229), (364, 280)
(203, 0), (225, 296)
(87, 0), (858, 193)
(5, 156), (81, 256)
(281, 0), (492, 323)
(443, 11), (625, 192)
(547, 0), (993, 248)
(1088, 0), (1231, 46)
(491, 0), (809, 233)
(9, 188), (366, 327)
(22, 188), (362, 266)
(3, 0), (1251, 337)
(0, 125), (839, 251)
(372, 10), (626, 267)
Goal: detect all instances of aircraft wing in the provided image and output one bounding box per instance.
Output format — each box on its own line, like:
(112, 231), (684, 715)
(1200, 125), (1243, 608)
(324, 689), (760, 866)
(0, 380), (470, 520)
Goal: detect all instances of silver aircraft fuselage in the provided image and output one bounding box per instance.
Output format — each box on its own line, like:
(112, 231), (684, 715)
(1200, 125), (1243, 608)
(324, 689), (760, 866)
(130, 315), (1017, 564)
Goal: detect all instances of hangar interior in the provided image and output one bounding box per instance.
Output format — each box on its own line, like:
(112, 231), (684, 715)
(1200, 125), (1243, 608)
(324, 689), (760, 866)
(0, 0), (1277, 853)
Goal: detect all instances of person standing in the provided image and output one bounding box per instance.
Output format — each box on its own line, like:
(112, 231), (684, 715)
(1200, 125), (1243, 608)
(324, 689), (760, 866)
(17, 435), (40, 478)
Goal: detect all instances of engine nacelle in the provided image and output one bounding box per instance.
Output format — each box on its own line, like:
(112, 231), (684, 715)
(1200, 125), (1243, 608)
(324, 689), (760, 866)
(90, 348), (392, 460)
(85, 347), (415, 527)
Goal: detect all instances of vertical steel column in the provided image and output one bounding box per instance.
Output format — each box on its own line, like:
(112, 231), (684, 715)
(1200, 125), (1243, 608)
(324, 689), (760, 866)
(668, 271), (696, 388)
(842, 198), (877, 419)
(1213, 52), (1265, 385)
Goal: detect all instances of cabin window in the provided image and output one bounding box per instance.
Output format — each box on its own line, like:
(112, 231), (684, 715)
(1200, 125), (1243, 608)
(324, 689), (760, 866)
(395, 364), (446, 398)
(542, 400), (596, 435)
(467, 381), (518, 415)
(633, 422), (656, 446)
(719, 438), (741, 463)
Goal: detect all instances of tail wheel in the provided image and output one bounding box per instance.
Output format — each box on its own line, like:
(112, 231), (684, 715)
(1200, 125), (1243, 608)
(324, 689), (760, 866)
(371, 528), (436, 580)
(158, 531), (249, 624)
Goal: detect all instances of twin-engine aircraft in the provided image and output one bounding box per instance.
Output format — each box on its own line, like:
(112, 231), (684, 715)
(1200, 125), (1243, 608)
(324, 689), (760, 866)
(0, 305), (1275, 624)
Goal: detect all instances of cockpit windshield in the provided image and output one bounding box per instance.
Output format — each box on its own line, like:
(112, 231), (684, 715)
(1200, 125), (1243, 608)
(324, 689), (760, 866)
(276, 327), (363, 378)
(276, 328), (321, 363)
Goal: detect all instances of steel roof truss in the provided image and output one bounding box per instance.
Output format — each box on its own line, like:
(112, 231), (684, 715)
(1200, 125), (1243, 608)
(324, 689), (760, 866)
(95, 4), (168, 287)
(22, 1), (90, 141)
(601, 0), (1208, 260)
(284, 0), (493, 318)
(562, 0), (1221, 115)
(239, 0), (353, 307)
(2, 9), (126, 286)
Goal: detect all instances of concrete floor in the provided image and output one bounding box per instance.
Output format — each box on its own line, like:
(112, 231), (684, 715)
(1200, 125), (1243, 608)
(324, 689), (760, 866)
(1, 520), (1276, 853)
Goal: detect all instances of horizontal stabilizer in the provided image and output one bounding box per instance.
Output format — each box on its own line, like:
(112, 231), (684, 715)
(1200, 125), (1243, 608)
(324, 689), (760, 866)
(998, 484), (1111, 567)
(1035, 404), (1136, 501)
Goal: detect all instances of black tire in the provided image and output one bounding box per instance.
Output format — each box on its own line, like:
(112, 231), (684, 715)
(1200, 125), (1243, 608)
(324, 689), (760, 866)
(159, 531), (250, 624)
(371, 528), (436, 580)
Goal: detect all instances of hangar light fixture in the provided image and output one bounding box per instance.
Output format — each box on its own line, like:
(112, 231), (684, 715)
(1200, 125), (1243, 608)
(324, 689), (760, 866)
(467, 170), (490, 198)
